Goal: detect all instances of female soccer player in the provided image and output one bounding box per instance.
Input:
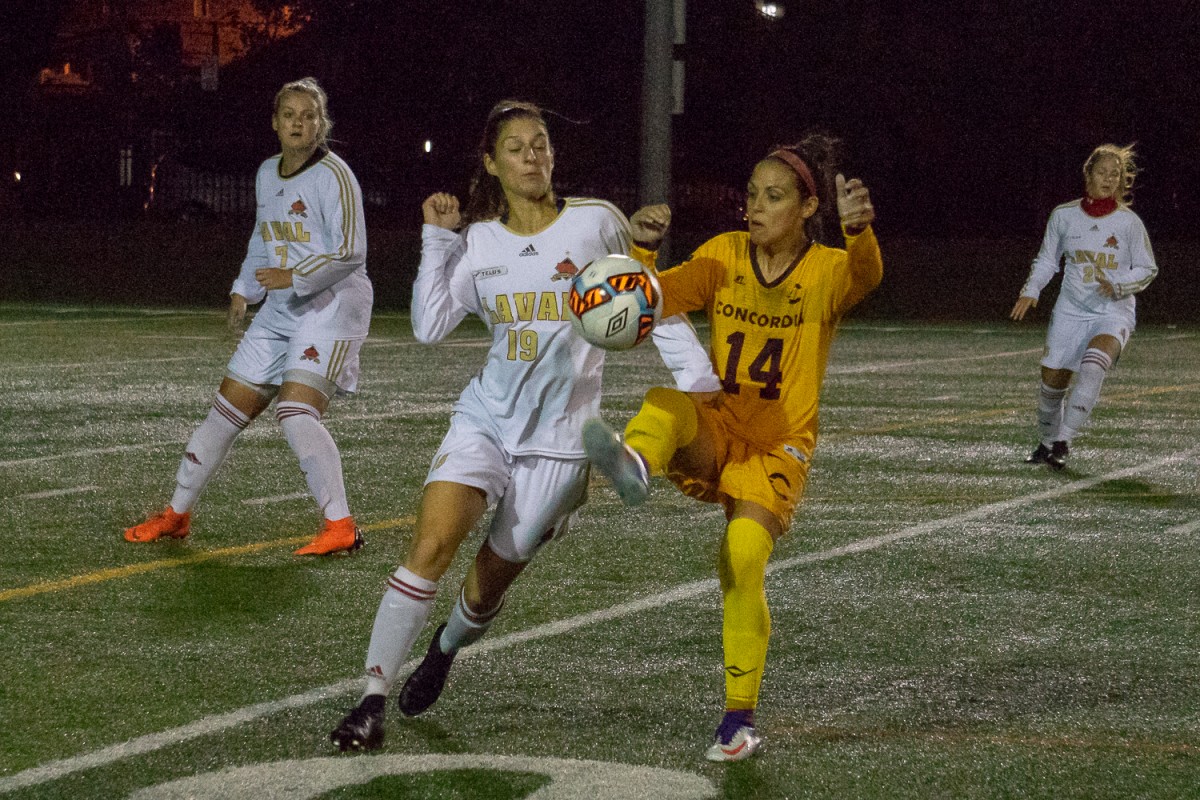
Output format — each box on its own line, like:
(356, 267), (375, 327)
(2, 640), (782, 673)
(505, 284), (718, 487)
(124, 77), (372, 556)
(583, 134), (882, 761)
(329, 100), (718, 751)
(1010, 144), (1157, 470)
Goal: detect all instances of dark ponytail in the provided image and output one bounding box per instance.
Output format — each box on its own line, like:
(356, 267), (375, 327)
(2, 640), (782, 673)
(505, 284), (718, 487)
(765, 133), (843, 245)
(461, 100), (551, 225)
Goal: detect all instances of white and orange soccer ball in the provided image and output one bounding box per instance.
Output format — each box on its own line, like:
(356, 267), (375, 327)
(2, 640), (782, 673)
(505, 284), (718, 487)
(567, 254), (663, 351)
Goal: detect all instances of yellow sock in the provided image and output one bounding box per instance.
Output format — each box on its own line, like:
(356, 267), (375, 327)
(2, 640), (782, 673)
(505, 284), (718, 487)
(623, 387), (698, 475)
(719, 517), (774, 710)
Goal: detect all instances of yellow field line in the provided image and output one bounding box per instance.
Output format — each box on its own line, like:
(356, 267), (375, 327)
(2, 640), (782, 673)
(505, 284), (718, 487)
(5, 383), (1196, 604)
(0, 516), (414, 603)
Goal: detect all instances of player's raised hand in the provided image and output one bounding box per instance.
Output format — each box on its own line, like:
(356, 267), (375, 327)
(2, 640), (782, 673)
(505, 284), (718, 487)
(422, 192), (461, 229)
(836, 173), (875, 231)
(630, 204), (672, 248)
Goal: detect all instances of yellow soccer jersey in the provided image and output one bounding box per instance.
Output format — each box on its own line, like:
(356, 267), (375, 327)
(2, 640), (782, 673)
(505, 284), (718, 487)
(642, 227), (882, 454)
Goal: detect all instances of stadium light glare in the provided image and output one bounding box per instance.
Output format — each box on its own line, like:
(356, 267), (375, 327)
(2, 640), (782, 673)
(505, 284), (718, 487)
(755, 1), (784, 20)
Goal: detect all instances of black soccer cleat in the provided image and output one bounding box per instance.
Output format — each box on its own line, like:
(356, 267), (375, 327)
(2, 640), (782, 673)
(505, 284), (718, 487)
(1025, 443), (1052, 464)
(1046, 440), (1069, 471)
(330, 699), (385, 752)
(397, 623), (457, 717)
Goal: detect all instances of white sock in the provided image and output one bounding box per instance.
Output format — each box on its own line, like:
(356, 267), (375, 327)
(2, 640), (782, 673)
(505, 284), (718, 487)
(1036, 382), (1068, 446)
(276, 401), (350, 521)
(439, 586), (505, 654)
(363, 566), (439, 698)
(1060, 348), (1113, 443)
(170, 394), (249, 513)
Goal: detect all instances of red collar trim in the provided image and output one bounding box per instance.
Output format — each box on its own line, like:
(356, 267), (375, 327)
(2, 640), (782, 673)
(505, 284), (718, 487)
(1081, 195), (1117, 217)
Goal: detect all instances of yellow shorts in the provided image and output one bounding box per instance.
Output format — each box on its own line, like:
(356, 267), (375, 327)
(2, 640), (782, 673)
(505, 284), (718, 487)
(666, 402), (811, 531)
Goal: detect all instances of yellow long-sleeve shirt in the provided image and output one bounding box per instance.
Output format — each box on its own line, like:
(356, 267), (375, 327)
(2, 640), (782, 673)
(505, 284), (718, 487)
(636, 226), (882, 455)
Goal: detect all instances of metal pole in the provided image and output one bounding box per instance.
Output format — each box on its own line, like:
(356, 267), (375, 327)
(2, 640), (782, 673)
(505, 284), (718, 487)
(640, 0), (672, 207)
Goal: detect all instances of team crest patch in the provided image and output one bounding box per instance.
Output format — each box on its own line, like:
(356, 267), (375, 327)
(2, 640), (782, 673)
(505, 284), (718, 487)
(1104, 235), (1119, 249)
(552, 258), (579, 280)
(290, 199), (308, 217)
(300, 345), (320, 363)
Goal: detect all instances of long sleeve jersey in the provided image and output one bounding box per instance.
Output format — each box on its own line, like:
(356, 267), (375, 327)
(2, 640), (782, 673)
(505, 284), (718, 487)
(231, 148), (372, 339)
(412, 198), (719, 458)
(1019, 200), (1157, 317)
(636, 225), (882, 456)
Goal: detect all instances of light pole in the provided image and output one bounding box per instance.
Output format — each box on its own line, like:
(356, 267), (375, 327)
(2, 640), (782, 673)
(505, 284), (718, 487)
(639, 0), (685, 208)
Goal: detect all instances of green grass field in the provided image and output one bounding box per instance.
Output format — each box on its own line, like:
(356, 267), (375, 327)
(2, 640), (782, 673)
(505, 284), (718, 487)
(0, 304), (1197, 799)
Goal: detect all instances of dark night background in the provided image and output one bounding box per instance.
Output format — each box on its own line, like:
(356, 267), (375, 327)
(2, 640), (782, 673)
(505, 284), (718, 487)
(1, 0), (1197, 320)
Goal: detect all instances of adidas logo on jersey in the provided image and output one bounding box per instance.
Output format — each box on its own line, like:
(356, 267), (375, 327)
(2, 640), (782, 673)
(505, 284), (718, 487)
(1090, 224), (1099, 231)
(519, 244), (538, 257)
(276, 188), (285, 197)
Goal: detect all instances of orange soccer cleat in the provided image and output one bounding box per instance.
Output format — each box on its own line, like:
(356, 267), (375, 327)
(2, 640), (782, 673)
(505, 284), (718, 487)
(124, 507), (191, 543)
(294, 516), (365, 556)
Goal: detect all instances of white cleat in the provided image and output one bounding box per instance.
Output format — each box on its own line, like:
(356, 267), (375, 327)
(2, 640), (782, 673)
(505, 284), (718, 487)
(582, 418), (650, 506)
(705, 724), (762, 762)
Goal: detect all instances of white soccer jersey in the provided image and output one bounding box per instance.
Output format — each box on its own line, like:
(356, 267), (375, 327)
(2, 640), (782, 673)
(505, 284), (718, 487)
(1020, 200), (1157, 318)
(231, 149), (372, 340)
(413, 197), (719, 458)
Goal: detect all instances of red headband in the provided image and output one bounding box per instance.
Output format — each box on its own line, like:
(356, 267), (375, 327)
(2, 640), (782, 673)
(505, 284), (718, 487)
(769, 149), (817, 198)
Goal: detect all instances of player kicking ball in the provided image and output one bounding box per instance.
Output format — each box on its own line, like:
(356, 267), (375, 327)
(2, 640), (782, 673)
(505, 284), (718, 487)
(585, 134), (882, 761)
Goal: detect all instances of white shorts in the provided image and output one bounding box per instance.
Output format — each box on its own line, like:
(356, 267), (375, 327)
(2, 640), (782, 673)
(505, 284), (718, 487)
(227, 326), (363, 397)
(426, 412), (590, 563)
(1041, 307), (1134, 371)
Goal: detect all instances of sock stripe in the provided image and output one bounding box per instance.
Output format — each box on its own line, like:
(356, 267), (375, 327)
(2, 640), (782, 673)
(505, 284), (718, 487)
(275, 402), (322, 423)
(212, 396), (250, 429)
(387, 576), (438, 601)
(458, 587), (504, 625)
(1039, 385), (1067, 399)
(1080, 350), (1113, 371)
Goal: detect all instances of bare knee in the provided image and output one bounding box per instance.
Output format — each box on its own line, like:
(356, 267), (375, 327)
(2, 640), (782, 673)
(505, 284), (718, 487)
(1040, 367), (1073, 390)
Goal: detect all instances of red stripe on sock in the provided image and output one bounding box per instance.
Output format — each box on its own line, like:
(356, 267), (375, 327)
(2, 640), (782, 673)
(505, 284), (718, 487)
(387, 577), (437, 601)
(213, 400), (249, 429)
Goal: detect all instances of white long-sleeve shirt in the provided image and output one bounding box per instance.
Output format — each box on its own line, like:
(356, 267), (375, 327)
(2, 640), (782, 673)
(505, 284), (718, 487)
(231, 149), (372, 339)
(1020, 199), (1157, 317)
(413, 198), (719, 458)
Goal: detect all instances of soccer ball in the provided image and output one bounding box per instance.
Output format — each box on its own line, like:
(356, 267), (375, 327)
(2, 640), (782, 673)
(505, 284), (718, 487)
(567, 254), (663, 350)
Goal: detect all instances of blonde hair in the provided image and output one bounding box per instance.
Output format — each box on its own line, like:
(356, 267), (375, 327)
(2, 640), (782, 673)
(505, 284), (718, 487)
(1084, 143), (1137, 205)
(273, 77), (333, 148)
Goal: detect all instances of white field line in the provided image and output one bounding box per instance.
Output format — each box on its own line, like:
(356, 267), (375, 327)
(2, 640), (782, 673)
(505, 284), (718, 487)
(0, 311), (217, 328)
(0, 406), (453, 469)
(1, 445), (1194, 794)
(11, 485), (101, 500)
(827, 348), (1041, 375)
(0, 444), (175, 469)
(8, 355), (207, 372)
(241, 492), (308, 506)
(1165, 519), (1200, 535)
